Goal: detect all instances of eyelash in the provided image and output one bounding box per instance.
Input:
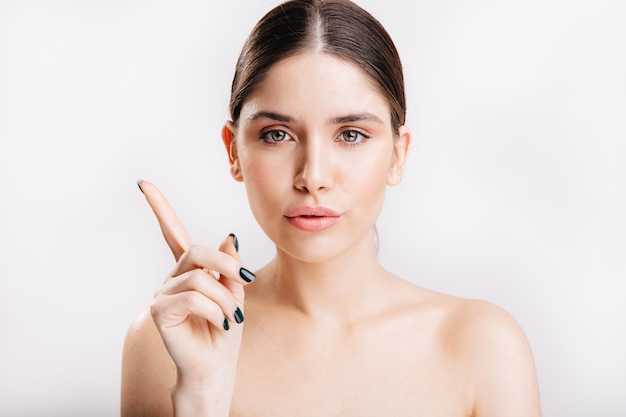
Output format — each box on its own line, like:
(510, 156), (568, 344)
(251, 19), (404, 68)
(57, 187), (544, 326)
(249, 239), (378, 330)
(337, 129), (370, 147)
(259, 129), (292, 144)
(259, 128), (370, 147)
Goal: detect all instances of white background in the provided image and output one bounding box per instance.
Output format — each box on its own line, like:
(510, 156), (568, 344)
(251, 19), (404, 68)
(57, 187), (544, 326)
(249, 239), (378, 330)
(1, 0), (625, 416)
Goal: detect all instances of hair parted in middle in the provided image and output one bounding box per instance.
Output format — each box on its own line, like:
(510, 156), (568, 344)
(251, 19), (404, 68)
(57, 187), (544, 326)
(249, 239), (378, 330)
(229, 0), (406, 135)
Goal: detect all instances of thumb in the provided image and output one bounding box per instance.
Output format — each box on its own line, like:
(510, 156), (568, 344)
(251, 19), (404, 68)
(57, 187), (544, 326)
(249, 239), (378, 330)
(218, 233), (247, 301)
(218, 233), (241, 263)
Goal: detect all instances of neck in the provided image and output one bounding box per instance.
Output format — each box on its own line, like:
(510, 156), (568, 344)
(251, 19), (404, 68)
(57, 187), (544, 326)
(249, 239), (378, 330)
(261, 233), (391, 322)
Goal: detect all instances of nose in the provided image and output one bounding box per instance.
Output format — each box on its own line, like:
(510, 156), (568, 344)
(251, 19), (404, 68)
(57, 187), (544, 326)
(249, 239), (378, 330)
(293, 137), (332, 194)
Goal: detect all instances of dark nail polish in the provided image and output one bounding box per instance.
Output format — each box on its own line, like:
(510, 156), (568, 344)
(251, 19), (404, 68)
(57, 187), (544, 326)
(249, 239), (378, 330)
(229, 233), (239, 252)
(223, 317), (230, 331)
(234, 307), (244, 324)
(239, 267), (256, 283)
(136, 179), (144, 193)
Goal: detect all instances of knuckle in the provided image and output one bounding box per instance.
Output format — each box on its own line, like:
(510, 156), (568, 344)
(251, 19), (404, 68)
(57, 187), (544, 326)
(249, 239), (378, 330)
(187, 269), (204, 286)
(153, 283), (168, 299)
(182, 291), (201, 308)
(149, 299), (163, 321)
(162, 273), (172, 284)
(186, 244), (203, 258)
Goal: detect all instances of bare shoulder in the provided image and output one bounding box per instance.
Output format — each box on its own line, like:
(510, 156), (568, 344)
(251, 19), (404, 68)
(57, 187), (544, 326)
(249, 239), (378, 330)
(390, 280), (534, 360)
(443, 297), (530, 351)
(389, 277), (541, 416)
(436, 294), (542, 416)
(121, 308), (175, 417)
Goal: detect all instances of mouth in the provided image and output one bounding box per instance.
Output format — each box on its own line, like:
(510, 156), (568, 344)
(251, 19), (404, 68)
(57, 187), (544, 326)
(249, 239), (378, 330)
(284, 206), (342, 231)
(284, 206), (341, 218)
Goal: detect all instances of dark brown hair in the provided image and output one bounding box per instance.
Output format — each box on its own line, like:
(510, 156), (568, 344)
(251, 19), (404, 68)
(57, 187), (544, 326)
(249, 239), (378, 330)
(229, 0), (406, 134)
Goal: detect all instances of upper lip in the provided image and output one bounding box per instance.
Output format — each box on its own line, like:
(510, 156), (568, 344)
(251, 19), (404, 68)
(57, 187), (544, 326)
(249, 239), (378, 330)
(284, 206), (342, 218)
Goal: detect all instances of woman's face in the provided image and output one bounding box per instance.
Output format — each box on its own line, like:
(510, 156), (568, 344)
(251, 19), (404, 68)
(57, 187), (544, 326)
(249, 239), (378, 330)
(223, 52), (410, 263)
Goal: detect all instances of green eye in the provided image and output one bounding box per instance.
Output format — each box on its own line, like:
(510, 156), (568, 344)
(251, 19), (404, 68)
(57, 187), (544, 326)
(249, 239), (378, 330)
(262, 130), (291, 143)
(341, 130), (364, 143)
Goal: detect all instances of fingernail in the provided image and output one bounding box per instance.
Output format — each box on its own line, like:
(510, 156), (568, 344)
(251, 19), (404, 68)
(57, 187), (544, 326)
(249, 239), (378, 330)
(234, 307), (244, 324)
(239, 267), (256, 283)
(136, 179), (144, 193)
(223, 317), (230, 331)
(229, 233), (239, 252)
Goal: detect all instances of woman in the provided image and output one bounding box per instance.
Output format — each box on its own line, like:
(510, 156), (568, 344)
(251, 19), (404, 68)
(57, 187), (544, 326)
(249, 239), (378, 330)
(121, 1), (542, 416)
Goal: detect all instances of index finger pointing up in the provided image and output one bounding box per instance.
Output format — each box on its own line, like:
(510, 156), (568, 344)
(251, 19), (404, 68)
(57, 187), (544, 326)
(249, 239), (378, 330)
(137, 179), (192, 261)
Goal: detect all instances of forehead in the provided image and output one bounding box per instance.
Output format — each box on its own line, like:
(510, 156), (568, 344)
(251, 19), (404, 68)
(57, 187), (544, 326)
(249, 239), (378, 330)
(240, 52), (391, 124)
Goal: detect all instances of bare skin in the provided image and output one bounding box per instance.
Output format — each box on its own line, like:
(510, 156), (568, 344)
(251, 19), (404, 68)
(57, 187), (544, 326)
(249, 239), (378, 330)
(121, 53), (541, 416)
(123, 263), (540, 416)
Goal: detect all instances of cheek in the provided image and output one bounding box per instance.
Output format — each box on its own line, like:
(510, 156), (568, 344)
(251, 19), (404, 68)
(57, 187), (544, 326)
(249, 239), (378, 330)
(239, 151), (287, 213)
(340, 152), (392, 224)
(350, 151), (393, 191)
(241, 152), (283, 189)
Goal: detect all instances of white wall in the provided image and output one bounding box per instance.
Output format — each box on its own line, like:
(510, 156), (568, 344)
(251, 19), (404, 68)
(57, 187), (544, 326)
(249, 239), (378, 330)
(0, 0), (624, 416)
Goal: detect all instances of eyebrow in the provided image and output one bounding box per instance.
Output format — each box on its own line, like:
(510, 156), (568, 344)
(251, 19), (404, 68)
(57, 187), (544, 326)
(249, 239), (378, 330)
(247, 111), (296, 123)
(247, 111), (384, 125)
(330, 113), (384, 125)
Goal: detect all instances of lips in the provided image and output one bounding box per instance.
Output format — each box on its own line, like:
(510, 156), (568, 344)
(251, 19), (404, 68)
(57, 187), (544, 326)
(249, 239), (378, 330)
(284, 206), (341, 217)
(284, 206), (342, 231)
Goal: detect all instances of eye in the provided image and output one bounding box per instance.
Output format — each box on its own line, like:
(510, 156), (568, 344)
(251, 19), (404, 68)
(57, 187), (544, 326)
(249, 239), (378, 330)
(338, 129), (368, 145)
(260, 129), (292, 143)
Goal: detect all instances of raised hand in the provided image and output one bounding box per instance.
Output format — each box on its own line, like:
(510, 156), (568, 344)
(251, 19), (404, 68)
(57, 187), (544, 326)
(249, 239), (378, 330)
(137, 179), (254, 416)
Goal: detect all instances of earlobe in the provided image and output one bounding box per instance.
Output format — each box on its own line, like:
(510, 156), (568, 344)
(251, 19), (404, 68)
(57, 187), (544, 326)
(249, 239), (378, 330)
(387, 125), (411, 186)
(222, 122), (244, 182)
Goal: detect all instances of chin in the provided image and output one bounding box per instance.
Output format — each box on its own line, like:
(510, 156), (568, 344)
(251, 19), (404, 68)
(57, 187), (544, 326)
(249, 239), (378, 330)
(274, 227), (375, 265)
(275, 235), (337, 263)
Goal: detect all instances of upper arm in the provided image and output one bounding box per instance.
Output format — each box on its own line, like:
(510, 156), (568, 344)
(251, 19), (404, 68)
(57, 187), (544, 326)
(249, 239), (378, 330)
(455, 301), (542, 417)
(121, 308), (177, 417)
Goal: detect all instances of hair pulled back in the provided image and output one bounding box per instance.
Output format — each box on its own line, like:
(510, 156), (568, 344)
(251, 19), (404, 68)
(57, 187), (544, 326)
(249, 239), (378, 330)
(229, 0), (406, 134)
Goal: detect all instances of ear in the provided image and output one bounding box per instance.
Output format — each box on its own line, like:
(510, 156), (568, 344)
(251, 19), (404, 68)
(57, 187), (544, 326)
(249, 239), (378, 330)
(222, 122), (244, 182)
(387, 125), (411, 186)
